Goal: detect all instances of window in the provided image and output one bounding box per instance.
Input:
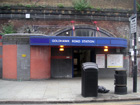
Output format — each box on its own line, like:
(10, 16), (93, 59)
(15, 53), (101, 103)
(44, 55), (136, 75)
(57, 28), (111, 37)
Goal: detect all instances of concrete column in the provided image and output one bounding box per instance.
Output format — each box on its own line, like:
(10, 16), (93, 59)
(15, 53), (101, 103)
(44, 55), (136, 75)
(17, 45), (30, 80)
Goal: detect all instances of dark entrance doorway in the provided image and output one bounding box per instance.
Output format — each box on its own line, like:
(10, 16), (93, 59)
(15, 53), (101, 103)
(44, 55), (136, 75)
(73, 49), (91, 77)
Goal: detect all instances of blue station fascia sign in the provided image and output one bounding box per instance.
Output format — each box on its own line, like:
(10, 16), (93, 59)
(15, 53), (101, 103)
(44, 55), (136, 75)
(30, 36), (127, 47)
(50, 38), (96, 46)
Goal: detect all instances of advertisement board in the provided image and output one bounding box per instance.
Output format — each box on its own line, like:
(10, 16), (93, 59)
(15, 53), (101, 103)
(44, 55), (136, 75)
(96, 54), (105, 68)
(107, 54), (123, 68)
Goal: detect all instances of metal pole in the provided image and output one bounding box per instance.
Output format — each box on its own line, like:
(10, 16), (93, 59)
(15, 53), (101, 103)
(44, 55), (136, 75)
(133, 0), (137, 92)
(133, 33), (137, 92)
(134, 0), (137, 14)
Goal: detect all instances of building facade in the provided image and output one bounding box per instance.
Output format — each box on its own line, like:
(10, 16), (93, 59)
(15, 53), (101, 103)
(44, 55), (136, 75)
(1, 25), (128, 80)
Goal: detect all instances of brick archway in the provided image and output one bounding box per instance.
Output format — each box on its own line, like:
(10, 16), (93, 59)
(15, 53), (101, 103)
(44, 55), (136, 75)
(53, 25), (116, 37)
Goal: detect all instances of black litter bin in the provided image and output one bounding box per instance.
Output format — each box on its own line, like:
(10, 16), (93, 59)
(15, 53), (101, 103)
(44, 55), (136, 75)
(82, 62), (98, 97)
(114, 68), (127, 94)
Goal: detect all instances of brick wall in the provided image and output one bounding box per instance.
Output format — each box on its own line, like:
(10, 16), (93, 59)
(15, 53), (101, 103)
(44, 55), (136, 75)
(3, 45), (17, 80)
(0, 20), (133, 37)
(1, 19), (140, 38)
(0, 40), (2, 78)
(30, 46), (51, 79)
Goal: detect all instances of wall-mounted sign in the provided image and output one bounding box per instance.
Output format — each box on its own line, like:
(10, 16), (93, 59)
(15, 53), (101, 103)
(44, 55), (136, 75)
(50, 38), (96, 46)
(50, 39), (70, 45)
(71, 39), (95, 44)
(138, 37), (140, 42)
(22, 54), (26, 57)
(30, 36), (127, 48)
(25, 14), (30, 19)
(107, 54), (123, 68)
(129, 14), (137, 34)
(96, 54), (105, 68)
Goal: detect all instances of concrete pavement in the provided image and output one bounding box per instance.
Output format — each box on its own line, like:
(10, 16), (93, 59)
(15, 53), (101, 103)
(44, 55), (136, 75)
(0, 77), (140, 104)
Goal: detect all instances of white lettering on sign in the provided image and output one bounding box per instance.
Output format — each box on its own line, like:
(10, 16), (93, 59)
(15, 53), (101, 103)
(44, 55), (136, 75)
(72, 40), (81, 43)
(52, 39), (70, 43)
(129, 14), (137, 34)
(82, 40), (95, 43)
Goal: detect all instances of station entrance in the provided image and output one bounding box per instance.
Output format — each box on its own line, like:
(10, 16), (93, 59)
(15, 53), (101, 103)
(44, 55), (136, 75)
(73, 49), (95, 77)
(29, 25), (127, 79)
(1, 25), (128, 80)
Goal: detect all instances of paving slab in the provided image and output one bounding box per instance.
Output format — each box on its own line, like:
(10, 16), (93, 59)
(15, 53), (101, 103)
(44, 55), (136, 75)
(0, 77), (140, 104)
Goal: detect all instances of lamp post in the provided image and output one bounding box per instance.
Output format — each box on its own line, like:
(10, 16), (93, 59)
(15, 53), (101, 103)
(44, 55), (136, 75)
(133, 0), (137, 92)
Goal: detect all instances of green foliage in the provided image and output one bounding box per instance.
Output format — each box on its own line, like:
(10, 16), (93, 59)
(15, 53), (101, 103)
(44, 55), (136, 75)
(16, 4), (46, 8)
(72, 0), (91, 11)
(17, 4), (24, 7)
(25, 4), (36, 8)
(1, 23), (16, 35)
(137, 2), (140, 12)
(1, 4), (11, 7)
(57, 3), (64, 8)
(96, 7), (101, 11)
(88, 6), (94, 9)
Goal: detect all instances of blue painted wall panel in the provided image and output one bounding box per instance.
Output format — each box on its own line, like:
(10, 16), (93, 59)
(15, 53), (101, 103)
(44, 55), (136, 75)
(30, 38), (49, 45)
(111, 39), (127, 46)
(97, 40), (110, 45)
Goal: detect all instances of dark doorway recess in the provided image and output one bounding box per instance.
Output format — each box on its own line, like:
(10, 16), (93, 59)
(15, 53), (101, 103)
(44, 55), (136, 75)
(73, 49), (96, 77)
